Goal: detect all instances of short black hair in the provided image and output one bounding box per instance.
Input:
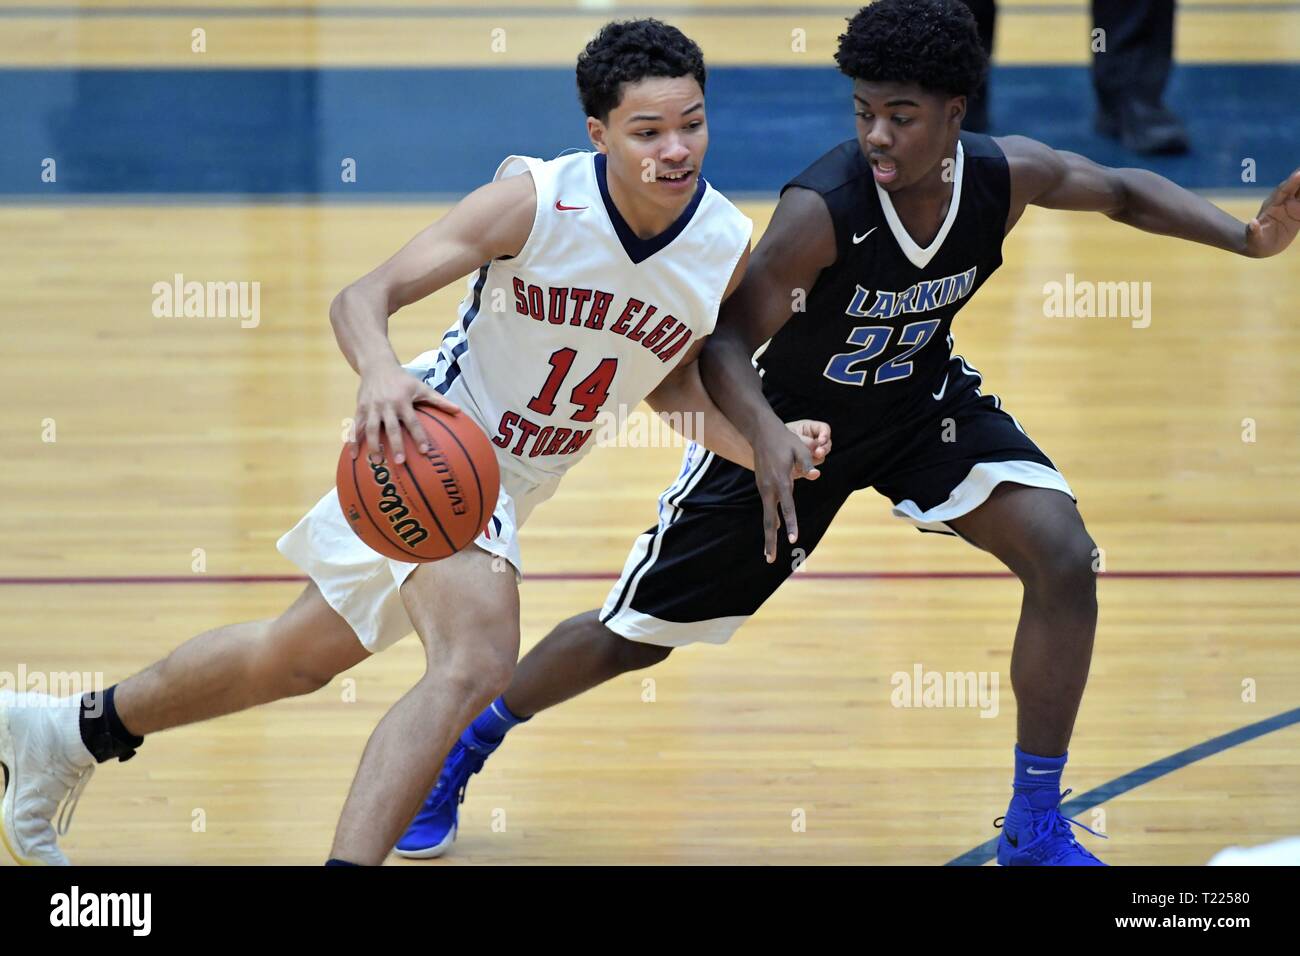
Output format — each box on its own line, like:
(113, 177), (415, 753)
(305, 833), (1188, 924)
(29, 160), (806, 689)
(835, 0), (987, 99)
(576, 18), (707, 121)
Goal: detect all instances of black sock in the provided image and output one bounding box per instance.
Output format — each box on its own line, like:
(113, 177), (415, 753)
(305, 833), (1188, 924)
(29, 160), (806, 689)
(325, 858), (360, 866)
(79, 685), (144, 763)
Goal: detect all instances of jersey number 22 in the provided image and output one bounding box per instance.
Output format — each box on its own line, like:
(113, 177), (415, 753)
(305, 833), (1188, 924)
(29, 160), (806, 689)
(823, 319), (940, 386)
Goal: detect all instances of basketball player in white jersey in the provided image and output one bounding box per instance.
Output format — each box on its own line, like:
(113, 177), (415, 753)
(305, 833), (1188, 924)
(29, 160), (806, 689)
(0, 18), (828, 866)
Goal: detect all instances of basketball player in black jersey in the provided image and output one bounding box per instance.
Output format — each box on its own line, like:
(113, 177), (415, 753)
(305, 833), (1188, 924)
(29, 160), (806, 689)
(397, 0), (1300, 864)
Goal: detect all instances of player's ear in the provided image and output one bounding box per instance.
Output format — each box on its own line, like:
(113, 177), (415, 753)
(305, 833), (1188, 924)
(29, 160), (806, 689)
(587, 116), (609, 154)
(950, 96), (966, 126)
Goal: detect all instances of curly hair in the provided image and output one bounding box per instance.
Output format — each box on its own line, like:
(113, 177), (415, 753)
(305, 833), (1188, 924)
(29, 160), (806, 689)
(576, 19), (707, 121)
(835, 0), (987, 98)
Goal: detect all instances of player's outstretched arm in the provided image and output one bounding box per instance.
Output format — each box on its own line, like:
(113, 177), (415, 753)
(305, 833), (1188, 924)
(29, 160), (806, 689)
(331, 172), (537, 464)
(698, 186), (837, 562)
(644, 335), (831, 472)
(999, 134), (1300, 259)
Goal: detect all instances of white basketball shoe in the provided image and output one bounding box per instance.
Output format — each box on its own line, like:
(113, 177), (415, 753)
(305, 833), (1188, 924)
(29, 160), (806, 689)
(0, 691), (96, 865)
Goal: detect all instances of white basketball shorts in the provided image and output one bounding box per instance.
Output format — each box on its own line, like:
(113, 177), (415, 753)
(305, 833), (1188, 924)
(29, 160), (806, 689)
(276, 351), (561, 653)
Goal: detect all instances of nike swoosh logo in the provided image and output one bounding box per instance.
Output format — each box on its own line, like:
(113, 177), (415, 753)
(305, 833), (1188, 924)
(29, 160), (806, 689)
(1026, 767), (1062, 775)
(555, 200), (587, 211)
(931, 374), (947, 401)
(853, 227), (877, 244)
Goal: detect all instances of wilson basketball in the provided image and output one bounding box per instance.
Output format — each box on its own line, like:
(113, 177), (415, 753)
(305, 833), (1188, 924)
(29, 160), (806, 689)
(336, 405), (500, 562)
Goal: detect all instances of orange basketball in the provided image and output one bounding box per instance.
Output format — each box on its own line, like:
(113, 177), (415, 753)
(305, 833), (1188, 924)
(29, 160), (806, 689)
(336, 405), (500, 562)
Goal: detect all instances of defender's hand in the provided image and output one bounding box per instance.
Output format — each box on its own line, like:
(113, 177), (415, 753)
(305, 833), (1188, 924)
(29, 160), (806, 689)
(1246, 167), (1300, 258)
(753, 422), (822, 565)
(786, 419), (831, 471)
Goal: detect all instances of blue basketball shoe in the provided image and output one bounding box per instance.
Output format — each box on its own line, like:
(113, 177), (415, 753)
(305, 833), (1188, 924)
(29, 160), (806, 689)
(394, 726), (499, 859)
(995, 788), (1108, 866)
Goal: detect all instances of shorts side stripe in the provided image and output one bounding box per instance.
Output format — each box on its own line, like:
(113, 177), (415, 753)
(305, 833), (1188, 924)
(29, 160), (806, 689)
(601, 447), (714, 624)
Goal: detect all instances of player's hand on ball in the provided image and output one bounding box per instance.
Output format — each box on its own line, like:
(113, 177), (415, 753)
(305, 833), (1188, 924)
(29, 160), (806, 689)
(753, 421), (821, 564)
(786, 419), (831, 472)
(1246, 167), (1300, 258)
(350, 362), (461, 465)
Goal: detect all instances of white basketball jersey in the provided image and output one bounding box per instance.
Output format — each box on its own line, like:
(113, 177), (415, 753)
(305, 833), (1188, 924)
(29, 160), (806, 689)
(419, 151), (752, 483)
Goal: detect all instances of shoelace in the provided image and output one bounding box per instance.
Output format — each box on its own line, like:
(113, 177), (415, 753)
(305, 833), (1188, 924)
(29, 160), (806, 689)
(1040, 790), (1107, 863)
(423, 744), (488, 813)
(994, 788), (1108, 862)
(55, 763), (95, 837)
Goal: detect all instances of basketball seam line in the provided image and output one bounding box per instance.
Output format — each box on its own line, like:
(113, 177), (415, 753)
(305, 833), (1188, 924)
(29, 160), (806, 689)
(400, 459), (459, 554)
(421, 407), (488, 538)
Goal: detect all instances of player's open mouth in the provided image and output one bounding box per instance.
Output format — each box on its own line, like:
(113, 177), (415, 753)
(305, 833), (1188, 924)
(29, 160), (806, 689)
(871, 157), (898, 184)
(657, 169), (695, 190)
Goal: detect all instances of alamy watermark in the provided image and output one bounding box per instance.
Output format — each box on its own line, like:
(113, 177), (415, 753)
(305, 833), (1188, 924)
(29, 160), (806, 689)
(152, 273), (260, 328)
(0, 665), (105, 708)
(1042, 273), (1151, 329)
(592, 404), (703, 449)
(50, 886), (151, 936)
(890, 663), (1000, 718)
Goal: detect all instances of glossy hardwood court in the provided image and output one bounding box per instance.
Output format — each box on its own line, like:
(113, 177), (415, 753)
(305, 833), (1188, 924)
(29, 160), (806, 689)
(2, 193), (1296, 865)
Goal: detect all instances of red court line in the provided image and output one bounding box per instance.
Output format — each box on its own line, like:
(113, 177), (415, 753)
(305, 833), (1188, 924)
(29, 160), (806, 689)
(1, 570), (1299, 586)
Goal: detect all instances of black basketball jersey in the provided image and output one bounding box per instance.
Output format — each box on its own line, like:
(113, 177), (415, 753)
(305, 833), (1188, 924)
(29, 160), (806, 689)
(757, 131), (1010, 434)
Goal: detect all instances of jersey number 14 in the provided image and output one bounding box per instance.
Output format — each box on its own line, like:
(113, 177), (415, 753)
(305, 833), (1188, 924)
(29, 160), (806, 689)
(526, 348), (618, 423)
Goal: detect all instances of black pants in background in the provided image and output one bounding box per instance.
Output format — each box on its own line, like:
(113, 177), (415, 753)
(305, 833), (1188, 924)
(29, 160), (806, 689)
(958, 0), (1176, 123)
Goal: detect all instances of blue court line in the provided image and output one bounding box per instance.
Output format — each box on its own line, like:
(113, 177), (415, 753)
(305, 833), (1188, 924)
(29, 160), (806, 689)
(946, 705), (1300, 866)
(2, 3), (1298, 17)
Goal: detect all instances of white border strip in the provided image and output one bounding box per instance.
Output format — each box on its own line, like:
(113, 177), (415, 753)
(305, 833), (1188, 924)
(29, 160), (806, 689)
(891, 460), (1075, 532)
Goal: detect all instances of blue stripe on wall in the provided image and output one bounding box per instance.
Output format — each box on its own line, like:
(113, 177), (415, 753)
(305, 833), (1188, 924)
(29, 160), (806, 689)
(1, 64), (1295, 197)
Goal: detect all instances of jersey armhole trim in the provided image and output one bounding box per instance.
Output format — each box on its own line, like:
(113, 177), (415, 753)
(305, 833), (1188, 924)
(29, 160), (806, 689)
(700, 212), (755, 341)
(492, 155), (545, 269)
(778, 181), (845, 273)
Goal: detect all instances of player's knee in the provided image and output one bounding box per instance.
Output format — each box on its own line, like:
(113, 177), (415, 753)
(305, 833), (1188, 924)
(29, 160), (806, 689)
(252, 583), (369, 698)
(278, 642), (344, 697)
(259, 617), (347, 697)
(433, 648), (517, 712)
(283, 666), (335, 696)
(567, 609), (671, 671)
(614, 634), (673, 670)
(1024, 527), (1098, 608)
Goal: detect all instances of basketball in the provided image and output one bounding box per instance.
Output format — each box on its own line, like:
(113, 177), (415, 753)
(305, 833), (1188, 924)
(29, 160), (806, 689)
(335, 405), (500, 562)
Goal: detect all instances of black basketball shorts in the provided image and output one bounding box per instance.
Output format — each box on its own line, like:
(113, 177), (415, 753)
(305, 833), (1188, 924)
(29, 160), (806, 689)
(598, 370), (1074, 647)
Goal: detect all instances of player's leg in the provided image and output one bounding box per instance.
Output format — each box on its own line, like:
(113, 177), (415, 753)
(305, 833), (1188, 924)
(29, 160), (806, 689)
(946, 484), (1104, 865)
(876, 379), (1103, 865)
(945, 483), (1098, 758)
(394, 609), (670, 859)
(0, 580), (370, 866)
(502, 610), (671, 717)
(397, 442), (854, 858)
(328, 545), (520, 865)
(114, 581), (371, 736)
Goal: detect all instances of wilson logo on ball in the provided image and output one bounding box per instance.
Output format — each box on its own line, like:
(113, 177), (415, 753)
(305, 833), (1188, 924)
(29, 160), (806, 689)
(368, 459), (431, 548)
